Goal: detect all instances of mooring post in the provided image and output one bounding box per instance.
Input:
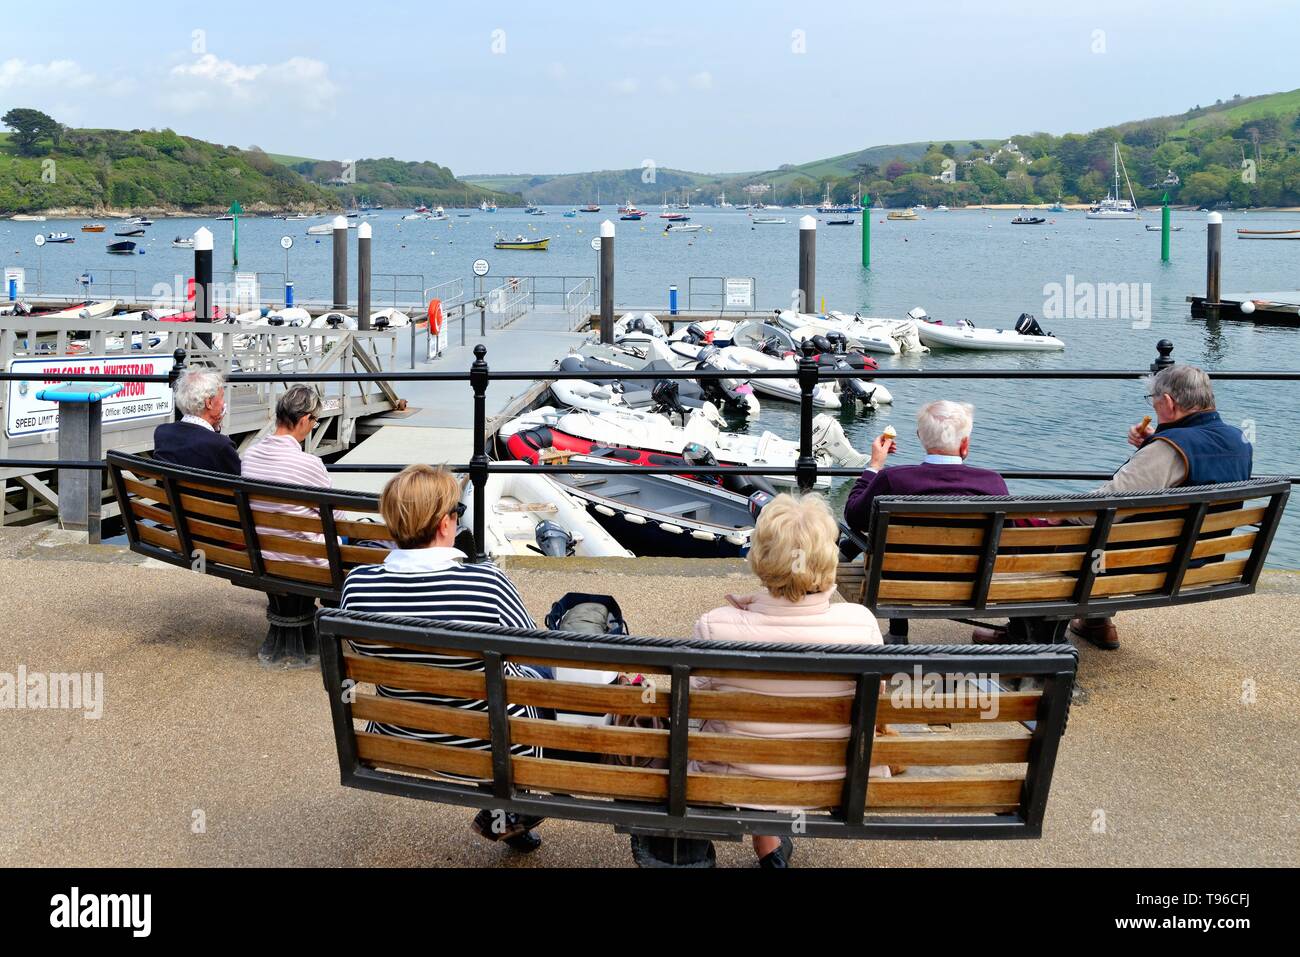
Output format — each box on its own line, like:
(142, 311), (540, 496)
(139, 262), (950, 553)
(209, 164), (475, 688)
(599, 219), (615, 343)
(357, 221), (372, 331)
(1206, 211), (1222, 318)
(1160, 192), (1171, 263)
(798, 215), (817, 313)
(861, 193), (871, 268)
(332, 215), (349, 310)
(795, 339), (819, 492)
(193, 226), (214, 350)
(1152, 339), (1175, 373)
(469, 344), (490, 561)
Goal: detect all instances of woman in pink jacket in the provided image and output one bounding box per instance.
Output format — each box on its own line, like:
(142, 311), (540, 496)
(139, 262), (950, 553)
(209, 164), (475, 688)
(691, 492), (889, 868)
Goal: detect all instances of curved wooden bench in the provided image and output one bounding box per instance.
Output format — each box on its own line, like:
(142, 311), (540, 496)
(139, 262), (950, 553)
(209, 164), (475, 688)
(106, 449), (395, 661)
(317, 609), (1078, 856)
(837, 479), (1290, 641)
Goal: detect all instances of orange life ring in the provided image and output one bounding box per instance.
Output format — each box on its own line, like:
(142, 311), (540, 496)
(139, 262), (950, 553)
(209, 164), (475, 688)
(427, 298), (443, 335)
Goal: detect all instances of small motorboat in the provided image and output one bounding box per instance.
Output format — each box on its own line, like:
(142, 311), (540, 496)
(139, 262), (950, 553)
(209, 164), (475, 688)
(751, 216), (787, 224)
(172, 236), (195, 248)
(44, 232), (75, 243)
(216, 214), (235, 221)
(81, 223), (106, 232)
(576, 339), (760, 419)
(887, 209), (918, 221)
(460, 472), (633, 559)
(912, 308), (1065, 352)
(310, 311), (358, 331)
(774, 309), (925, 356)
(620, 212), (645, 220)
(669, 338), (842, 409)
(2, 300), (118, 320)
(494, 235), (551, 250)
(123, 216), (153, 226)
(552, 450), (767, 558)
(114, 227), (146, 237)
(553, 356), (725, 426)
(664, 223), (704, 233)
(580, 204), (601, 213)
(1145, 224), (1185, 232)
(106, 241), (137, 255)
(1236, 228), (1300, 240)
(563, 209), (577, 218)
(660, 212), (688, 221)
(727, 322), (894, 407)
(825, 218), (856, 226)
(1011, 215), (1046, 225)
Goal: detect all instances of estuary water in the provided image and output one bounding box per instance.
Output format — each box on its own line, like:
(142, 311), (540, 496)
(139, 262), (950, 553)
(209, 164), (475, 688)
(4, 205), (1298, 565)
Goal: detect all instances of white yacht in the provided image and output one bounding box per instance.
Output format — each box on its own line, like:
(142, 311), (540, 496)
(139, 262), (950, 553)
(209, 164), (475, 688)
(1087, 143), (1141, 220)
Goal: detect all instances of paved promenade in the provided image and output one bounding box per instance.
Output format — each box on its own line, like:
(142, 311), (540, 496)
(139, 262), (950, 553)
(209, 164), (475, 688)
(1, 526), (1295, 868)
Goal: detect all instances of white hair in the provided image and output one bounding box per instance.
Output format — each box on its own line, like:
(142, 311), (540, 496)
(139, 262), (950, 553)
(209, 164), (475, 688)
(174, 369), (225, 417)
(1145, 365), (1215, 412)
(916, 400), (974, 453)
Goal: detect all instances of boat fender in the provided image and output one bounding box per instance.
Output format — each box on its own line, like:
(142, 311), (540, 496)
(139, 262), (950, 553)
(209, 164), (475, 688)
(725, 533), (749, 547)
(594, 505), (617, 517)
(659, 523), (684, 535)
(690, 530), (716, 542)
(624, 514), (648, 525)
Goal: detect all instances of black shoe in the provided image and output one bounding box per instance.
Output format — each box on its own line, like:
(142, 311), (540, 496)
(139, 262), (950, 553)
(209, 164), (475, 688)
(471, 809), (544, 853)
(758, 835), (795, 868)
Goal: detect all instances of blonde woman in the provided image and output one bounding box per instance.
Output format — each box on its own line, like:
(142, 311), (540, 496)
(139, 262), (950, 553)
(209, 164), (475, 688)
(691, 493), (889, 868)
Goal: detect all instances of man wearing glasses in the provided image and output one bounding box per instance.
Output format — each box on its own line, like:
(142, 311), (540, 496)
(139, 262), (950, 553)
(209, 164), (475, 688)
(1070, 364), (1252, 649)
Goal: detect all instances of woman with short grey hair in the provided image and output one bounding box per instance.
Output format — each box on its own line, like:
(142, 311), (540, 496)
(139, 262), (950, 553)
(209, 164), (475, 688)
(274, 384), (323, 431)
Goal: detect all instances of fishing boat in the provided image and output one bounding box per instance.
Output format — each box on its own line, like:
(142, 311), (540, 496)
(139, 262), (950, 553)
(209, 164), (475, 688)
(1086, 143), (1141, 220)
(172, 236), (195, 248)
(660, 211), (688, 221)
(415, 205), (430, 214)
(935, 205), (950, 212)
(1146, 224), (1184, 232)
(911, 308), (1064, 352)
(43, 233), (75, 244)
(816, 183), (862, 214)
(494, 235), (551, 250)
(524, 204), (543, 215)
(581, 203), (601, 213)
(80, 223), (106, 233)
(563, 209), (578, 218)
(887, 209), (918, 221)
(430, 206), (448, 220)
(1011, 215), (1046, 225)
(114, 227), (146, 237)
(664, 223), (704, 233)
(1236, 228), (1300, 240)
(123, 216), (153, 226)
(106, 241), (137, 255)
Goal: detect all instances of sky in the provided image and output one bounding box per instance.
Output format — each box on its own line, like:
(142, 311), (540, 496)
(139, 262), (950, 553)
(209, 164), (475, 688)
(3, 1), (1299, 177)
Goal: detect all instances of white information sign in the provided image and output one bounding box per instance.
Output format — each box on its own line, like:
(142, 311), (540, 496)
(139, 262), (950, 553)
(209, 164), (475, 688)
(5, 354), (174, 437)
(724, 277), (755, 310)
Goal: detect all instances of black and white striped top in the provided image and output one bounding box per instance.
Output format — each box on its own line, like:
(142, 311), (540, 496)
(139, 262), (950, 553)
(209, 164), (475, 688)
(341, 547), (545, 759)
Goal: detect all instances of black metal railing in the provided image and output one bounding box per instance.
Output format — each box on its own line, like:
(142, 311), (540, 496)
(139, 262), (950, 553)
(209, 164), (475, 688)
(2, 337), (1298, 561)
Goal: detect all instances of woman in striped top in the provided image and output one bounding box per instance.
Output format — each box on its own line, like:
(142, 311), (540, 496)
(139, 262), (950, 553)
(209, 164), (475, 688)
(341, 464), (552, 853)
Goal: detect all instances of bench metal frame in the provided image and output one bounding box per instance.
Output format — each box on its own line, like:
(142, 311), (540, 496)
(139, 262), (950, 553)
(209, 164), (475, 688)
(318, 609), (1079, 842)
(863, 478), (1290, 620)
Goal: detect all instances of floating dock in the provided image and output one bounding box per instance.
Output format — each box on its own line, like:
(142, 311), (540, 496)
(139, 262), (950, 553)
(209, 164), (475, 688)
(1187, 290), (1300, 326)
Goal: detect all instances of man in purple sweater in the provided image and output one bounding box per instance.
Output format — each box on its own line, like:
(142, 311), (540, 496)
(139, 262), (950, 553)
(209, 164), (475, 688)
(845, 400), (1008, 642)
(845, 400), (1007, 530)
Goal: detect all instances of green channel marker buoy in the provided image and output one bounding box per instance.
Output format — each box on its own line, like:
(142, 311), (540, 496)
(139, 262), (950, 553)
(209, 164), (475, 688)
(229, 200), (243, 267)
(862, 193), (871, 268)
(1160, 192), (1170, 263)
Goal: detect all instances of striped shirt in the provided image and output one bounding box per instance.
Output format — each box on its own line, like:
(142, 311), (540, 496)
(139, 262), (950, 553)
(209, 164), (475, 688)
(240, 433), (332, 565)
(342, 547), (546, 760)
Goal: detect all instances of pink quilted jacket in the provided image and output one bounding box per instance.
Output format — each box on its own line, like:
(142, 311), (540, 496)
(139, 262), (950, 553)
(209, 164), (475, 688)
(689, 588), (891, 787)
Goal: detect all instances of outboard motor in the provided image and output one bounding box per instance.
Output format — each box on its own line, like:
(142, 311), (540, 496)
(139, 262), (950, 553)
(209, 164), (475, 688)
(325, 314), (346, 329)
(1015, 312), (1048, 337)
(759, 335), (785, 357)
(372, 314), (391, 330)
(629, 315), (648, 334)
(651, 379), (688, 421)
(693, 349), (752, 416)
(267, 314), (286, 327)
(683, 322), (706, 344)
(13, 301), (31, 317)
(810, 334), (834, 355)
(747, 490), (774, 521)
(682, 441), (718, 472)
(533, 520), (577, 557)
(826, 331), (850, 355)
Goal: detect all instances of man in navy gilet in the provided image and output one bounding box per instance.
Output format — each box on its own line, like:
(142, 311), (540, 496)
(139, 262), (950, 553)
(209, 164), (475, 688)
(1071, 364), (1252, 649)
(153, 369), (241, 474)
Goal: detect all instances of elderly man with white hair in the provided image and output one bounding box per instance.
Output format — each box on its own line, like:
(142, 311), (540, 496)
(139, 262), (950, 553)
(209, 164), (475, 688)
(1069, 363), (1252, 650)
(152, 368), (241, 474)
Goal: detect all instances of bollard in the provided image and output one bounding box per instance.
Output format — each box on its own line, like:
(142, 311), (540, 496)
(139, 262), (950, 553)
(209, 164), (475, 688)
(669, 284), (678, 315)
(599, 219), (615, 344)
(332, 215), (349, 310)
(1151, 339), (1175, 373)
(193, 227), (214, 350)
(7, 278), (15, 301)
(37, 381), (123, 544)
(798, 215), (816, 314)
(285, 280), (295, 308)
(1206, 211), (1222, 316)
(357, 221), (372, 331)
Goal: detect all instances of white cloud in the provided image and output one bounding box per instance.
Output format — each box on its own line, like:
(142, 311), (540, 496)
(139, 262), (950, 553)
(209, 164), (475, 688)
(688, 71), (713, 91)
(0, 58), (97, 92)
(163, 54), (338, 114)
(610, 77), (639, 95)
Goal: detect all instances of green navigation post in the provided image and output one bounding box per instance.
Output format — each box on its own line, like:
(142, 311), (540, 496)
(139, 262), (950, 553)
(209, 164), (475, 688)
(1160, 192), (1170, 263)
(862, 193), (871, 268)
(229, 200), (244, 268)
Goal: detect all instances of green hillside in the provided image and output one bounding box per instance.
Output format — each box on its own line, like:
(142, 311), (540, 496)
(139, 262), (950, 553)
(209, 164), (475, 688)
(285, 157), (520, 208)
